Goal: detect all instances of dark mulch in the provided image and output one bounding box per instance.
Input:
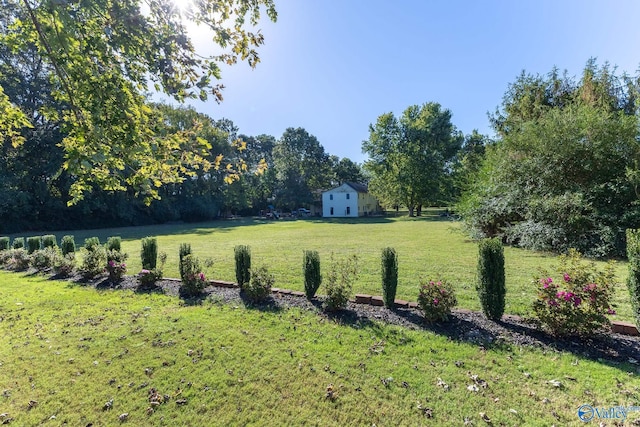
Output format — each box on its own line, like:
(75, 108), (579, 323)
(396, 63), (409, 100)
(61, 273), (640, 367)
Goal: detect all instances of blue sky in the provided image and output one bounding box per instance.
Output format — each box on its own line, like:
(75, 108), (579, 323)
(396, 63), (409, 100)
(180, 0), (640, 163)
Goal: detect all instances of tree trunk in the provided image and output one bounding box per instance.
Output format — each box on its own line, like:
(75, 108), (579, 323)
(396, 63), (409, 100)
(408, 205), (415, 217)
(416, 204), (422, 216)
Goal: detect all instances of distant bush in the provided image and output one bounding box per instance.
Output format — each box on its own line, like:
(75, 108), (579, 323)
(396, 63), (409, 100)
(627, 229), (640, 328)
(54, 253), (76, 278)
(30, 247), (60, 272)
(61, 235), (76, 255)
(417, 279), (457, 322)
(234, 245), (251, 288)
(180, 254), (207, 297)
(477, 238), (506, 321)
(8, 249), (30, 271)
(139, 252), (167, 290)
(0, 237), (9, 251)
(244, 265), (274, 303)
(323, 254), (358, 312)
(106, 250), (128, 283)
(533, 249), (616, 337)
(26, 236), (41, 254)
(80, 237), (106, 279)
(303, 250), (322, 299)
(141, 237), (158, 270)
(106, 236), (122, 252)
(179, 243), (192, 281)
(381, 247), (398, 308)
(12, 237), (24, 249)
(41, 235), (57, 249)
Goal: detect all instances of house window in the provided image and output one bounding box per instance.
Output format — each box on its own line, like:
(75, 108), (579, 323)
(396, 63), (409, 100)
(330, 207), (334, 215)
(346, 193), (350, 200)
(346, 206), (351, 215)
(329, 194), (333, 200)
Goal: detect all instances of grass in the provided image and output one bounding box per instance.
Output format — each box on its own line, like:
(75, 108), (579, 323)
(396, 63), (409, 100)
(6, 209), (634, 320)
(0, 271), (638, 426)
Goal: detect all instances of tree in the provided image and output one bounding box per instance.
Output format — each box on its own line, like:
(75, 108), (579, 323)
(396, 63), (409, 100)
(0, 0), (277, 204)
(362, 103), (462, 216)
(329, 156), (366, 186)
(272, 127), (331, 209)
(459, 60), (640, 257)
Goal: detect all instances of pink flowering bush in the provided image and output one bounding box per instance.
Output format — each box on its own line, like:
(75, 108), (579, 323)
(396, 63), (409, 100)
(533, 249), (616, 337)
(417, 279), (457, 322)
(179, 254), (209, 297)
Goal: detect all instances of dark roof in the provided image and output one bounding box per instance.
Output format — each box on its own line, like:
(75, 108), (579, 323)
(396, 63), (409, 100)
(344, 182), (368, 193)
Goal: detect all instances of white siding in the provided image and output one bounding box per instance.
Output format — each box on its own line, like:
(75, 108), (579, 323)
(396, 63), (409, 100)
(322, 183), (359, 217)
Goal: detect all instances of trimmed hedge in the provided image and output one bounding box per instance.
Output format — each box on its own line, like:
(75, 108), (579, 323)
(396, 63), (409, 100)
(61, 235), (75, 255)
(381, 247), (398, 308)
(234, 245), (251, 288)
(141, 237), (158, 270)
(477, 238), (506, 321)
(26, 236), (41, 254)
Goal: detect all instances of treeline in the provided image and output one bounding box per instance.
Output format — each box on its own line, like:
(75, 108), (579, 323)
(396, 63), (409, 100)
(458, 60), (640, 257)
(0, 101), (365, 233)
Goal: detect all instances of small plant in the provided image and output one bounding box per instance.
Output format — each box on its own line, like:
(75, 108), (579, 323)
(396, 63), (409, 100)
(141, 237), (158, 270)
(26, 236), (41, 254)
(179, 254), (208, 297)
(106, 236), (122, 252)
(417, 279), (457, 322)
(244, 265), (274, 303)
(303, 250), (322, 299)
(626, 229), (640, 328)
(61, 235), (75, 255)
(12, 237), (24, 249)
(30, 247), (60, 272)
(80, 237), (106, 279)
(0, 237), (9, 251)
(381, 247), (398, 308)
(41, 235), (57, 249)
(323, 254), (358, 312)
(477, 238), (506, 321)
(53, 253), (76, 278)
(533, 249), (616, 337)
(138, 252), (167, 289)
(235, 245), (251, 288)
(105, 250), (128, 283)
(179, 243), (192, 281)
(8, 248), (30, 271)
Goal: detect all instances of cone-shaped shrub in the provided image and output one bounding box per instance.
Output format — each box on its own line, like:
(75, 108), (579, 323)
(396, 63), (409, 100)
(381, 247), (398, 308)
(234, 245), (251, 287)
(0, 237), (9, 251)
(106, 236), (121, 252)
(141, 237), (158, 270)
(303, 250), (322, 299)
(61, 235), (75, 255)
(26, 236), (41, 254)
(626, 229), (640, 327)
(42, 235), (57, 249)
(12, 237), (24, 249)
(477, 238), (506, 321)
(84, 237), (100, 251)
(179, 243), (192, 280)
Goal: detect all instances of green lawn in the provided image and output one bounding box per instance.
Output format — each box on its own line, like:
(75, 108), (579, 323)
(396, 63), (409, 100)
(8, 210), (634, 320)
(0, 272), (638, 426)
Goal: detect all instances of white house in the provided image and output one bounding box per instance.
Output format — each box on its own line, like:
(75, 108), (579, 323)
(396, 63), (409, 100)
(321, 182), (380, 218)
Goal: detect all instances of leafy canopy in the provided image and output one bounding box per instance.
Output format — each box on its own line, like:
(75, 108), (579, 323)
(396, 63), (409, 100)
(0, 0), (276, 204)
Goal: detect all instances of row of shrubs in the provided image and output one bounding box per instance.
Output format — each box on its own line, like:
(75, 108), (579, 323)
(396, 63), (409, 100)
(2, 231), (640, 337)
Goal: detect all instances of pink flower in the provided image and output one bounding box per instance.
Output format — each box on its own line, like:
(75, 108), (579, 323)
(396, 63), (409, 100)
(556, 291), (565, 299)
(199, 272), (206, 281)
(433, 298), (439, 306)
(563, 273), (571, 282)
(607, 309), (616, 315)
(573, 297), (581, 307)
(548, 299), (558, 306)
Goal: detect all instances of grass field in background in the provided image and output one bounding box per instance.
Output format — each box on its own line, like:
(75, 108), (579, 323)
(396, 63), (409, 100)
(0, 272), (638, 426)
(7, 209), (633, 320)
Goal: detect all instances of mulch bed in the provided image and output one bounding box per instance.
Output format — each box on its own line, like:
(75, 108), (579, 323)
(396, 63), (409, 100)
(57, 273), (640, 367)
